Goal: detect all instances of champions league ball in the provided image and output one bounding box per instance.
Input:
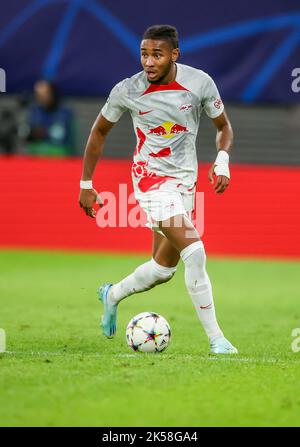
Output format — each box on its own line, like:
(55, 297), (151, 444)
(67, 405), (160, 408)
(126, 312), (171, 353)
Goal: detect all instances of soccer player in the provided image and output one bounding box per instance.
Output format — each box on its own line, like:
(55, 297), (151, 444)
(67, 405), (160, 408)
(79, 25), (238, 354)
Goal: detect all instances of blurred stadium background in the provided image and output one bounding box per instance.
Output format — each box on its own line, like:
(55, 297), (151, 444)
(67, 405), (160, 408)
(0, 0), (299, 257)
(1, 0), (300, 427)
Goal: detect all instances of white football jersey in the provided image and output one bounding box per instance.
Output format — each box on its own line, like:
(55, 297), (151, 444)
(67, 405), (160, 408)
(101, 63), (224, 199)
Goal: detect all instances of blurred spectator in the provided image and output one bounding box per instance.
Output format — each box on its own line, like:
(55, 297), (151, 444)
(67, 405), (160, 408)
(26, 80), (76, 156)
(0, 108), (18, 154)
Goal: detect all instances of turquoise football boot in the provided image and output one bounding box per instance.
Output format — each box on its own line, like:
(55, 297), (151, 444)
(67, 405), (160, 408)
(98, 283), (117, 338)
(210, 336), (238, 354)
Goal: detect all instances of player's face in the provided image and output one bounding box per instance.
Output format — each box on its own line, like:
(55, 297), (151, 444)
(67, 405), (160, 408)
(140, 39), (179, 84)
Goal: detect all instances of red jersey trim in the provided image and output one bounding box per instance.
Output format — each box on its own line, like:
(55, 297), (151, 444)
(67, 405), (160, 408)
(142, 81), (190, 96)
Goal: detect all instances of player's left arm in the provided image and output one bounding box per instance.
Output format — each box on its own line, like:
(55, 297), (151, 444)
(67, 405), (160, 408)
(208, 110), (234, 194)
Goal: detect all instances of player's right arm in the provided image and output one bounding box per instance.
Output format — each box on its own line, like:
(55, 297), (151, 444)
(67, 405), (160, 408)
(79, 80), (127, 218)
(79, 114), (114, 218)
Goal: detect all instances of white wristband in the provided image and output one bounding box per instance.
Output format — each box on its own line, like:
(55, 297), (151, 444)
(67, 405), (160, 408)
(214, 150), (230, 179)
(215, 150), (229, 164)
(80, 180), (93, 189)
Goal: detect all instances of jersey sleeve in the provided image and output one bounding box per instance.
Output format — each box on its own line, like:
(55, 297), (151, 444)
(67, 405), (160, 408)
(101, 80), (128, 123)
(201, 75), (224, 119)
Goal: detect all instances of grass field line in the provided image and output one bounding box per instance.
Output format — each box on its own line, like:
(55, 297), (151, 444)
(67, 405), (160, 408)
(3, 351), (300, 364)
(118, 353), (300, 364)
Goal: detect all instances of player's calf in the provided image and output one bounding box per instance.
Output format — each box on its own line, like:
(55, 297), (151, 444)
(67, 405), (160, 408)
(108, 258), (177, 305)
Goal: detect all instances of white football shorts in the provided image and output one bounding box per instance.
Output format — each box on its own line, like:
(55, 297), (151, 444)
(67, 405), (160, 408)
(137, 190), (195, 233)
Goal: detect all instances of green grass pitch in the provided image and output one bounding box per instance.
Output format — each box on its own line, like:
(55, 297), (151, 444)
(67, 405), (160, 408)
(0, 250), (300, 427)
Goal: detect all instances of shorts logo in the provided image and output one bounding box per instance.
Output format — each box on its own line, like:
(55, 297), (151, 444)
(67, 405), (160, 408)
(179, 103), (193, 113)
(148, 121), (188, 139)
(214, 98), (223, 109)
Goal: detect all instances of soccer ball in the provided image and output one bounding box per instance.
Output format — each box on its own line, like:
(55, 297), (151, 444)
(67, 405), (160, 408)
(126, 312), (171, 353)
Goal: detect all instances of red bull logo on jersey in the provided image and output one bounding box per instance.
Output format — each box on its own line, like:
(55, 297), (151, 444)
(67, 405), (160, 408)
(148, 121), (188, 139)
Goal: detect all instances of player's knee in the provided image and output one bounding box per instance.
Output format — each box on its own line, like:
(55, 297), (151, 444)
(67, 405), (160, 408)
(180, 240), (206, 267)
(180, 241), (208, 292)
(133, 258), (177, 289)
(154, 270), (175, 285)
(133, 261), (172, 288)
(150, 258), (177, 284)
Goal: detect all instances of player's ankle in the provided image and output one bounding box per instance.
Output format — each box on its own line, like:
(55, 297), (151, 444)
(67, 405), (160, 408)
(209, 332), (224, 342)
(107, 286), (117, 306)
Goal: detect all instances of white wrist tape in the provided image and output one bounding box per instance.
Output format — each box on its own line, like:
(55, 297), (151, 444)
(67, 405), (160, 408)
(214, 150), (230, 179)
(80, 180), (93, 189)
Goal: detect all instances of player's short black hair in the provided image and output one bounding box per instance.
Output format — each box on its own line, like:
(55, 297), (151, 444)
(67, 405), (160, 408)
(142, 25), (179, 49)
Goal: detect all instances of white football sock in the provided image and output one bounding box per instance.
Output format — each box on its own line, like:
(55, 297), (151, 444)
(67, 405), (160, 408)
(109, 258), (177, 305)
(180, 241), (223, 341)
